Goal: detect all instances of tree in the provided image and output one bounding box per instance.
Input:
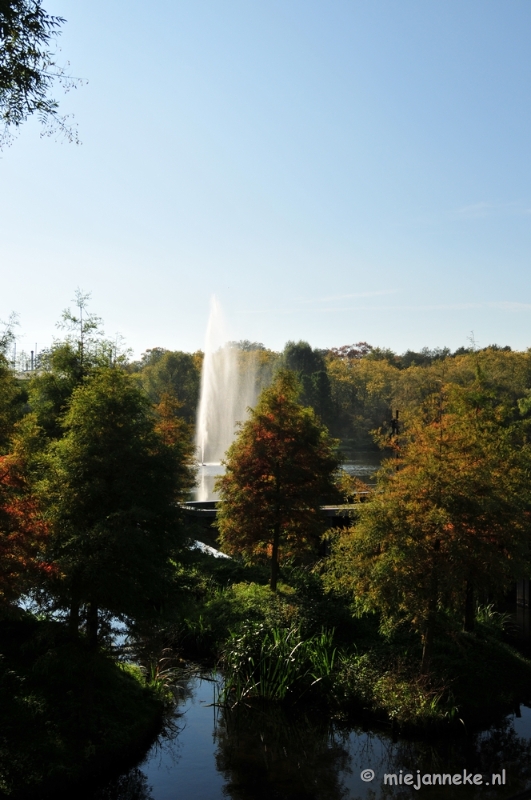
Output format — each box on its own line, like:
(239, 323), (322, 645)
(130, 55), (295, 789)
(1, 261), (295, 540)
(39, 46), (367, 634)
(326, 384), (531, 670)
(0, 416), (50, 607)
(216, 371), (339, 591)
(137, 349), (201, 425)
(41, 368), (194, 645)
(29, 292), (129, 439)
(281, 340), (325, 377)
(280, 341), (336, 429)
(328, 342), (373, 361)
(0, 0), (80, 146)
(0, 315), (21, 452)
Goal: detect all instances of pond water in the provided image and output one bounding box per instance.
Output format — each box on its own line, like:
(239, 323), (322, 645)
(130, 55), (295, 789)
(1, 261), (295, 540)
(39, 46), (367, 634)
(92, 677), (531, 800)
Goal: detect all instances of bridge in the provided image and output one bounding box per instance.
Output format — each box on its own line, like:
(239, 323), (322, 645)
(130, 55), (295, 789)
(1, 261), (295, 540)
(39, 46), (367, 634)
(182, 494), (370, 526)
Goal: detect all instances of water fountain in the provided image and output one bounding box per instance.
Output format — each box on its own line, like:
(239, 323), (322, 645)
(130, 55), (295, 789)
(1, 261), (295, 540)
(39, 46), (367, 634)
(195, 296), (260, 500)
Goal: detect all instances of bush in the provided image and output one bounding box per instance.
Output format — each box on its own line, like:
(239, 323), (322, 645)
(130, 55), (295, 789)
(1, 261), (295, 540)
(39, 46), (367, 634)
(0, 615), (164, 798)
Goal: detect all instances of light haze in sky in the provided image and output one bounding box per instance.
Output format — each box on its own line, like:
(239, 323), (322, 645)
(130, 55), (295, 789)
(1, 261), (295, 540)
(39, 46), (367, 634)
(2, 1), (531, 358)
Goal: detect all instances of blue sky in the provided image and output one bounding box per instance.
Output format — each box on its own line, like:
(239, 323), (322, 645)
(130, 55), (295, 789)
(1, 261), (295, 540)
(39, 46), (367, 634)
(2, 0), (531, 359)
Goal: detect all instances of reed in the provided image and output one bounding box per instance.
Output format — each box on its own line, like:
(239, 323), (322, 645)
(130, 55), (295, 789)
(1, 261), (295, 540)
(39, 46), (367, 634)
(220, 623), (337, 706)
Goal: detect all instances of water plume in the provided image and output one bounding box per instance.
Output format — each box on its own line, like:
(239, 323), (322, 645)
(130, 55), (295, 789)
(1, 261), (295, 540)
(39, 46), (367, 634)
(195, 297), (259, 482)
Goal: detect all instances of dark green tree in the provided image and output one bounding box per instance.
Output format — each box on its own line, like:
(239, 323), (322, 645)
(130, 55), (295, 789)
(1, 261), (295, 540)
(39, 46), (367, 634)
(41, 368), (194, 645)
(281, 341), (334, 428)
(282, 340), (325, 376)
(137, 349), (201, 425)
(216, 371), (339, 591)
(0, 314), (24, 452)
(29, 291), (127, 439)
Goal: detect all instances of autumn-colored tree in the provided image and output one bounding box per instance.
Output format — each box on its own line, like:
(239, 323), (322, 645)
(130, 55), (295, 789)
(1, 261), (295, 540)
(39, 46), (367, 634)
(216, 371), (339, 591)
(326, 384), (531, 670)
(41, 368), (194, 645)
(0, 416), (50, 607)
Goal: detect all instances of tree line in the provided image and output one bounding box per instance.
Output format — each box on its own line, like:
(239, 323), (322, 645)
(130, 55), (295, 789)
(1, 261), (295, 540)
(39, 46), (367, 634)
(2, 293), (531, 668)
(0, 294), (195, 643)
(127, 335), (531, 451)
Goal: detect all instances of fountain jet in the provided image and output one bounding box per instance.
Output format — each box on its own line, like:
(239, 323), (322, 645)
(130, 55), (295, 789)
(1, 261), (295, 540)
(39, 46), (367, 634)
(195, 297), (259, 487)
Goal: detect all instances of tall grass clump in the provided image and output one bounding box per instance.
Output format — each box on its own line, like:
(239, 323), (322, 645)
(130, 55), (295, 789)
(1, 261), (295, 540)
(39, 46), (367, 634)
(220, 623), (338, 706)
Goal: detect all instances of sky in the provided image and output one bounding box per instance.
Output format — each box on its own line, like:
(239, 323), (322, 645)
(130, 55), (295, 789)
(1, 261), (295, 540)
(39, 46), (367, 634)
(2, 0), (531, 360)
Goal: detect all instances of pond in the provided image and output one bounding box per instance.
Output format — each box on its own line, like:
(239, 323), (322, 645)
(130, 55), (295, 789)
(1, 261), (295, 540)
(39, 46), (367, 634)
(91, 676), (531, 800)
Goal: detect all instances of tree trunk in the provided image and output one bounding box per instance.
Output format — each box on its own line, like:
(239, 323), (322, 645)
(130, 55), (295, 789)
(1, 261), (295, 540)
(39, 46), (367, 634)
(463, 581), (475, 632)
(421, 553), (439, 673)
(86, 601), (99, 649)
(68, 580), (81, 638)
(421, 619), (434, 674)
(270, 523), (280, 592)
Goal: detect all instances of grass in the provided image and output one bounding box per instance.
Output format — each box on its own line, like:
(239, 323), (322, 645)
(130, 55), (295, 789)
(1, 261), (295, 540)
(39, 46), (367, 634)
(176, 554), (531, 731)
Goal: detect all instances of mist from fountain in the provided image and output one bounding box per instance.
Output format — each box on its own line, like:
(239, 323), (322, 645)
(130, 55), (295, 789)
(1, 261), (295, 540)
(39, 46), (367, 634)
(195, 297), (259, 500)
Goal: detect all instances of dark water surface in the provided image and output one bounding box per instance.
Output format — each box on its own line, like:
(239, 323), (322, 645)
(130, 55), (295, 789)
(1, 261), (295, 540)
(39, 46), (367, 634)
(92, 676), (531, 800)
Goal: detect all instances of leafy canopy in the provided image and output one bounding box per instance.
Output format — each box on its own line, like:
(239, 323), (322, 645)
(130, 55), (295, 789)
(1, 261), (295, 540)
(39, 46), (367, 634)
(40, 367), (195, 633)
(326, 384), (531, 657)
(216, 370), (339, 590)
(0, 0), (80, 146)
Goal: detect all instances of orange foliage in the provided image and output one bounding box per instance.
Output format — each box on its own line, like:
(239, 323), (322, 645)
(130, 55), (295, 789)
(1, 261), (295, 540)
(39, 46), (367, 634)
(0, 453), (51, 606)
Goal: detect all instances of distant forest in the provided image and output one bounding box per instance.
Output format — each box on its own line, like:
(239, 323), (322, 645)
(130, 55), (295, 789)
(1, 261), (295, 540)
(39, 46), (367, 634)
(123, 339), (527, 448)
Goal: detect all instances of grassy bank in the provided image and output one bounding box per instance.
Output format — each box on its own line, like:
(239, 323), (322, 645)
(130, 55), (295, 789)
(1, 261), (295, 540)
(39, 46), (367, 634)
(172, 550), (531, 733)
(0, 613), (164, 799)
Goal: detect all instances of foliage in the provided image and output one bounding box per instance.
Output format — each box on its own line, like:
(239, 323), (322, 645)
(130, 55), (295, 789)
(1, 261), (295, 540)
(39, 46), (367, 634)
(281, 340), (326, 376)
(335, 648), (452, 726)
(281, 341), (335, 427)
(0, 0), (81, 146)
(39, 367), (194, 642)
(0, 614), (163, 797)
(227, 339), (267, 351)
(0, 416), (50, 607)
(327, 342), (373, 361)
(216, 370), (339, 590)
(0, 363), (20, 455)
(29, 292), (129, 439)
(475, 604), (513, 638)
(326, 353), (399, 443)
(136, 349), (201, 425)
(324, 342), (531, 445)
(325, 383), (531, 668)
(0, 314), (23, 452)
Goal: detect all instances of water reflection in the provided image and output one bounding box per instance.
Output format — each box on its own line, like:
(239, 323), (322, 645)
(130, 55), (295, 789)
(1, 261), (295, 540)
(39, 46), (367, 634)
(90, 678), (531, 800)
(192, 462), (225, 502)
(93, 768), (153, 800)
(362, 716), (531, 799)
(215, 705), (351, 799)
(340, 451), (382, 483)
